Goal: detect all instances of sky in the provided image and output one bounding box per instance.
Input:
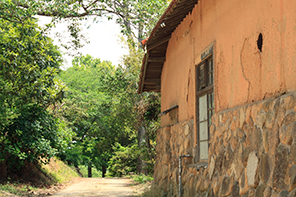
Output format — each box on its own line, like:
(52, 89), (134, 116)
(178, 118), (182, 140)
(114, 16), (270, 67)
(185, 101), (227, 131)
(38, 17), (128, 69)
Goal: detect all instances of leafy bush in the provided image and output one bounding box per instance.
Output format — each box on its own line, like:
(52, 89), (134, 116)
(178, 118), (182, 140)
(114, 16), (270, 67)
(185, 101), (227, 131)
(107, 143), (139, 177)
(78, 165), (102, 178)
(132, 174), (153, 184)
(0, 105), (74, 174)
(0, 18), (69, 177)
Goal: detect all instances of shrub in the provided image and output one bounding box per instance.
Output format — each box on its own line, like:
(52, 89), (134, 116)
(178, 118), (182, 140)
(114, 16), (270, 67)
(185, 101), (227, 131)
(132, 174), (153, 184)
(107, 143), (139, 177)
(0, 105), (74, 176)
(78, 165), (102, 177)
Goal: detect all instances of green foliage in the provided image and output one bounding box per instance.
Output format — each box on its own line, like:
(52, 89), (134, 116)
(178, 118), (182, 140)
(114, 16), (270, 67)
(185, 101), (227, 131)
(132, 174), (153, 184)
(0, 0), (169, 51)
(0, 18), (73, 176)
(54, 42), (160, 178)
(111, 0), (169, 40)
(57, 54), (160, 178)
(57, 56), (128, 175)
(42, 158), (79, 183)
(0, 182), (33, 196)
(116, 41), (161, 175)
(0, 0), (165, 181)
(0, 18), (64, 127)
(78, 165), (102, 178)
(2, 106), (56, 164)
(107, 143), (140, 177)
(0, 104), (73, 173)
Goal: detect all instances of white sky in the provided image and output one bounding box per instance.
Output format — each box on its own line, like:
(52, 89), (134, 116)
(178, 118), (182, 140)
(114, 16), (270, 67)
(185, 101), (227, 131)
(38, 17), (128, 69)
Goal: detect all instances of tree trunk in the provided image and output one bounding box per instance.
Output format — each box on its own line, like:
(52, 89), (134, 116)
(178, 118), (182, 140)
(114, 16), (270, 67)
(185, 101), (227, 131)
(145, 129), (154, 174)
(102, 164), (107, 178)
(75, 164), (84, 177)
(0, 161), (7, 179)
(0, 152), (7, 179)
(137, 126), (146, 174)
(88, 162), (92, 178)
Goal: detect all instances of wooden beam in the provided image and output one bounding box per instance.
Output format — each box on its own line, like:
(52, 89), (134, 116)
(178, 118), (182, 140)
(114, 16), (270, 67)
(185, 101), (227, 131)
(147, 65), (163, 69)
(144, 87), (160, 91)
(144, 78), (161, 84)
(140, 53), (149, 94)
(144, 85), (161, 92)
(147, 35), (171, 51)
(147, 69), (162, 72)
(148, 56), (166, 63)
(144, 89), (161, 93)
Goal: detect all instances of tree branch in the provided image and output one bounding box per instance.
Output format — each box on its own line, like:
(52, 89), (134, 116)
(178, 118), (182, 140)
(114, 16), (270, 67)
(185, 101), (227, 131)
(0, 15), (23, 24)
(79, 115), (101, 142)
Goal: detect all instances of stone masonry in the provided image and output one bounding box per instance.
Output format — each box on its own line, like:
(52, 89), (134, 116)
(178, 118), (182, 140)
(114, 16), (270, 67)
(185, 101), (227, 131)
(152, 92), (296, 197)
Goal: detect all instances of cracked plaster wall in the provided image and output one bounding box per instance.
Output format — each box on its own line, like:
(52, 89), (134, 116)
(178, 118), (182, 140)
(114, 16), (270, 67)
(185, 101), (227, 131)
(160, 0), (296, 128)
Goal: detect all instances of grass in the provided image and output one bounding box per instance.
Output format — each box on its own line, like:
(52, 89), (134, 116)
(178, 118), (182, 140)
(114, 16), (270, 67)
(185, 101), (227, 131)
(141, 186), (164, 197)
(42, 158), (80, 183)
(127, 174), (155, 197)
(78, 165), (102, 178)
(0, 157), (80, 196)
(132, 174), (153, 184)
(0, 181), (38, 196)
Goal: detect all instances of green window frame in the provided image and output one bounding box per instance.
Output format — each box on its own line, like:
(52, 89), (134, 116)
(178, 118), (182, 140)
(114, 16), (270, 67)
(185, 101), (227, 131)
(196, 55), (214, 161)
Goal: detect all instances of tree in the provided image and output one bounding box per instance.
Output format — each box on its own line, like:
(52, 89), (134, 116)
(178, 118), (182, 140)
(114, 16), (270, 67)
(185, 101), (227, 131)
(0, 18), (72, 177)
(57, 55), (134, 177)
(56, 42), (161, 176)
(0, 0), (169, 48)
(0, 0), (166, 179)
(99, 40), (161, 175)
(119, 40), (161, 174)
(56, 52), (160, 177)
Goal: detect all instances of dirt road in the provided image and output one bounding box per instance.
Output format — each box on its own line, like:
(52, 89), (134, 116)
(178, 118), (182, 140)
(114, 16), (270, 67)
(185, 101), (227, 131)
(51, 178), (138, 197)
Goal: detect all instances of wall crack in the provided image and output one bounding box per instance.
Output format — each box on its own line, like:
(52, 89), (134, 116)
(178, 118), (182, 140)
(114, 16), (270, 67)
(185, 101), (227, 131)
(240, 38), (251, 103)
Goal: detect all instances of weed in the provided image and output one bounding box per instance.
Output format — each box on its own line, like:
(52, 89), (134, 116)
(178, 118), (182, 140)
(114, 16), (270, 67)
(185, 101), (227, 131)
(42, 158), (79, 183)
(0, 182), (38, 196)
(132, 174), (153, 184)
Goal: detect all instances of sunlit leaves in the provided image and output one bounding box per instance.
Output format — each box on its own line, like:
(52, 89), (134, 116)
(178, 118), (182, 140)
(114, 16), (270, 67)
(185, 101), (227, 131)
(0, 18), (71, 173)
(0, 18), (64, 117)
(0, 0), (169, 50)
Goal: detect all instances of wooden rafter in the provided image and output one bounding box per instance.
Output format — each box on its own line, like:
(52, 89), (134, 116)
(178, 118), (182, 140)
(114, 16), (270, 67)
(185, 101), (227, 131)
(138, 0), (198, 93)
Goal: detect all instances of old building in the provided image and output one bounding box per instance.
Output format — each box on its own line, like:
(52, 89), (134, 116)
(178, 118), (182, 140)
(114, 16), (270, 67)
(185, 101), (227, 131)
(138, 0), (296, 196)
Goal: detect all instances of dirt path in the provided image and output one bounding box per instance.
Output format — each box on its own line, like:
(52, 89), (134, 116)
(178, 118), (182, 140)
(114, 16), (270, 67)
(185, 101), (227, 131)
(50, 178), (138, 197)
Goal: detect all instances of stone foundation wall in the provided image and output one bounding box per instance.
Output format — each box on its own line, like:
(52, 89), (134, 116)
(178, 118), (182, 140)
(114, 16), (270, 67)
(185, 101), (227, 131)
(153, 119), (195, 196)
(153, 92), (296, 197)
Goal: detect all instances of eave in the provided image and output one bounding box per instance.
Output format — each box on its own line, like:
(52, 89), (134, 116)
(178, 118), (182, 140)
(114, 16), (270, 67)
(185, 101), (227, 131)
(138, 0), (198, 94)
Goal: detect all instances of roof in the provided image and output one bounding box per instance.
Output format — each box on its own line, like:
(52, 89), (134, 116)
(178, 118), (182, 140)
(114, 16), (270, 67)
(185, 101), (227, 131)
(138, 0), (198, 93)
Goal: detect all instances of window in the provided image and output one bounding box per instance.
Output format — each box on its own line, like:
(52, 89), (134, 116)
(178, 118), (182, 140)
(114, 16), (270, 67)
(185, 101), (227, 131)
(196, 55), (214, 161)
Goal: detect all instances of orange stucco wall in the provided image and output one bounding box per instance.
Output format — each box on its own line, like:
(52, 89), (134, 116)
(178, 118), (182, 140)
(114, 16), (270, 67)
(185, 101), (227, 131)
(161, 0), (296, 127)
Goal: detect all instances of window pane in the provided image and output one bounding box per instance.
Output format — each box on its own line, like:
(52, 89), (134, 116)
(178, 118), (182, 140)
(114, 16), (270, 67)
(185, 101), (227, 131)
(208, 60), (212, 72)
(208, 58), (213, 85)
(208, 94), (211, 108)
(199, 95), (207, 121)
(199, 64), (205, 88)
(199, 121), (208, 140)
(200, 141), (209, 160)
(210, 72), (213, 85)
(210, 58), (213, 71)
(212, 93), (214, 107)
(209, 110), (213, 125)
(209, 73), (212, 85)
(196, 55), (214, 162)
